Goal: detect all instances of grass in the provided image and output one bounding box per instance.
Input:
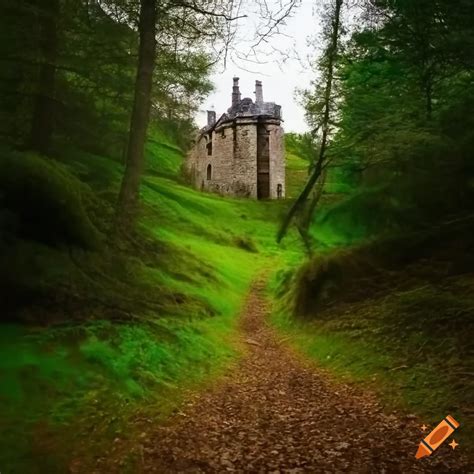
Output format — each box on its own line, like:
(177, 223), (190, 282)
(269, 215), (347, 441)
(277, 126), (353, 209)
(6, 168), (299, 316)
(3, 128), (471, 469)
(285, 151), (308, 199)
(0, 315), (240, 472)
(0, 129), (306, 472)
(271, 302), (474, 449)
(270, 224), (474, 455)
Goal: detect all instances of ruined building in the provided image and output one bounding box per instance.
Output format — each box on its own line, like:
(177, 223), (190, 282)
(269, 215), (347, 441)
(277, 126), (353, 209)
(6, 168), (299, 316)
(186, 78), (285, 199)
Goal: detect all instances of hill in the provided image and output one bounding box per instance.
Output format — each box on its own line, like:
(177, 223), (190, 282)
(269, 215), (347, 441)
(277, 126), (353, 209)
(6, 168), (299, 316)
(1, 130), (473, 470)
(0, 130), (302, 472)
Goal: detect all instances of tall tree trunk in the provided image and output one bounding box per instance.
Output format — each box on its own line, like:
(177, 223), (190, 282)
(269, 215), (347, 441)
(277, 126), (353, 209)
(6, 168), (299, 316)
(117, 0), (157, 228)
(277, 0), (343, 243)
(29, 0), (59, 155)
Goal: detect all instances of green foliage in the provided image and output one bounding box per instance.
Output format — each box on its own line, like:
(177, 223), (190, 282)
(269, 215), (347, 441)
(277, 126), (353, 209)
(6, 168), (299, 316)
(284, 132), (316, 163)
(145, 129), (184, 178)
(1, 0), (472, 470)
(311, 185), (413, 246)
(299, 0), (474, 238)
(292, 214), (474, 313)
(0, 313), (239, 472)
(0, 1), (214, 157)
(79, 318), (238, 396)
(272, 218), (474, 444)
(233, 236), (258, 253)
(0, 149), (101, 249)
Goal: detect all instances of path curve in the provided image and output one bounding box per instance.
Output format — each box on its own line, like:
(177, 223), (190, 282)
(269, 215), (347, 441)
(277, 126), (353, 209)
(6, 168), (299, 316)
(142, 276), (470, 473)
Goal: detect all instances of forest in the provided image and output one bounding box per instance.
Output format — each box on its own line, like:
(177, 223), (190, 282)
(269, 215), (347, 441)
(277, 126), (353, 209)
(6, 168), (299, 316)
(0, 0), (473, 472)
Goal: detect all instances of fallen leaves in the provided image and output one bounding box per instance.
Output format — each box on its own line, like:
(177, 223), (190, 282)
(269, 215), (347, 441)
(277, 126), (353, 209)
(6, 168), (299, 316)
(96, 278), (472, 473)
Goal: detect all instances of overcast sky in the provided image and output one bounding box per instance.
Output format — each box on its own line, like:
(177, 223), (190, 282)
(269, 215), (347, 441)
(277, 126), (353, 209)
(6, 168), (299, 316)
(195, 1), (322, 134)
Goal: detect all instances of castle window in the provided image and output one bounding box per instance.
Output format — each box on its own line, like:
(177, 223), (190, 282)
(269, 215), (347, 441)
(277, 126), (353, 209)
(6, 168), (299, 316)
(207, 164), (212, 180)
(206, 141), (212, 156)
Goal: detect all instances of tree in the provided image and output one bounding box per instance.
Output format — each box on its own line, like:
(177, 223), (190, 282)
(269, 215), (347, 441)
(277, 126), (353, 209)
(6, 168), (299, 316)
(285, 132), (318, 166)
(113, 0), (300, 228)
(310, 0), (474, 234)
(116, 0), (157, 227)
(1, 0), (300, 229)
(363, 0), (474, 121)
(278, 0), (344, 247)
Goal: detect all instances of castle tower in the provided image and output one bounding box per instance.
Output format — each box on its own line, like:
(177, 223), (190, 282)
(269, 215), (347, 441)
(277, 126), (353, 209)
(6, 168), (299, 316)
(187, 78), (285, 200)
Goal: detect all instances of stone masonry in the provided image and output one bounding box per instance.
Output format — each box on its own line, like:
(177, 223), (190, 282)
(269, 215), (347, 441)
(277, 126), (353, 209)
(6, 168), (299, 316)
(186, 78), (285, 199)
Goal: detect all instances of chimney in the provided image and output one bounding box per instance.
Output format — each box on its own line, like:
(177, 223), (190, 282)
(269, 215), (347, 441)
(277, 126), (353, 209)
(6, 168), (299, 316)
(207, 110), (216, 127)
(231, 77), (241, 107)
(255, 80), (263, 105)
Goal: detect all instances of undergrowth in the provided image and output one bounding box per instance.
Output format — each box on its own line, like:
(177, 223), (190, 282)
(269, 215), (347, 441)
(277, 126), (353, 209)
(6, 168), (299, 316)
(271, 217), (474, 452)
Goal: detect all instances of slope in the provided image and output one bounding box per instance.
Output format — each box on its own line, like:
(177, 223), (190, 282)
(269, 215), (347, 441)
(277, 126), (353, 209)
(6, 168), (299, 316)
(0, 128), (301, 473)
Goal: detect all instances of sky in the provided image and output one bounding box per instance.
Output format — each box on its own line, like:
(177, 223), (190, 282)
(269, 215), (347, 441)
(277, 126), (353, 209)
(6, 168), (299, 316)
(195, 1), (322, 134)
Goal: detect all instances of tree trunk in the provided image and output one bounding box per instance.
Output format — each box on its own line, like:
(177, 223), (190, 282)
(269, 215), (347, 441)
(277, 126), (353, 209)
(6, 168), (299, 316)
(117, 0), (157, 228)
(29, 0), (59, 155)
(277, 0), (343, 243)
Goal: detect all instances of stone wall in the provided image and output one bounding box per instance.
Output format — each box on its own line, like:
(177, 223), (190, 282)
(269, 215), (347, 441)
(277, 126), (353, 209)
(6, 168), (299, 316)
(257, 123), (270, 199)
(232, 120), (257, 198)
(209, 125), (234, 194)
(268, 123), (285, 199)
(187, 134), (208, 190)
(186, 117), (285, 200)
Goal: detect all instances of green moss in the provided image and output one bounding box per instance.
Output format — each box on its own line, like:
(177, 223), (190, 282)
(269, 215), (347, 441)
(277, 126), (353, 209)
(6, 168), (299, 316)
(0, 149), (102, 249)
(145, 134), (183, 178)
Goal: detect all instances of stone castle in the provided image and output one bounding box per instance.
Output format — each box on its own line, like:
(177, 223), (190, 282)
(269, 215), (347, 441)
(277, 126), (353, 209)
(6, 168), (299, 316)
(186, 78), (285, 199)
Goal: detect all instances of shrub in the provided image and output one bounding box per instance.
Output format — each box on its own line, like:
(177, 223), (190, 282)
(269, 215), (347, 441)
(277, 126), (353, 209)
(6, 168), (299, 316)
(291, 215), (474, 318)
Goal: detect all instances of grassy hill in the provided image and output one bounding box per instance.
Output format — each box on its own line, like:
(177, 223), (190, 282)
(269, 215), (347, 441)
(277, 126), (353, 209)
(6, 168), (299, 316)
(0, 130), (304, 472)
(2, 129), (472, 470)
(285, 150), (309, 199)
(271, 208), (474, 449)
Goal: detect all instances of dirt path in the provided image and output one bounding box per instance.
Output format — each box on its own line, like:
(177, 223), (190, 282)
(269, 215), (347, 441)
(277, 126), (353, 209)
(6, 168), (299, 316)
(140, 276), (470, 473)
